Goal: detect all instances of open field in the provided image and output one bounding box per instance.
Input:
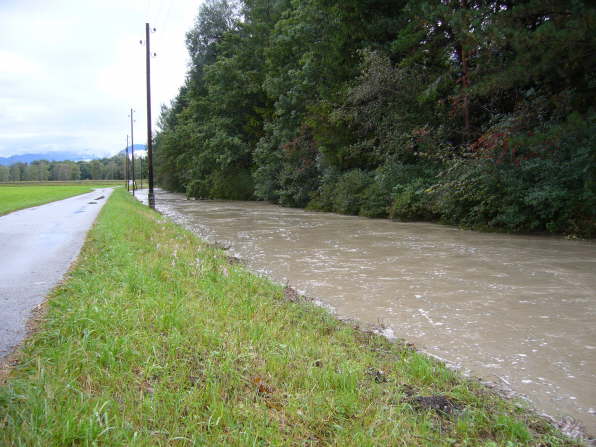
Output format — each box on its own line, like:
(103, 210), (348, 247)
(0, 179), (123, 187)
(0, 189), (579, 446)
(0, 182), (119, 216)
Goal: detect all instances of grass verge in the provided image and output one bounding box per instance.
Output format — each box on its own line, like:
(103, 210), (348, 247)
(0, 184), (108, 216)
(0, 189), (580, 446)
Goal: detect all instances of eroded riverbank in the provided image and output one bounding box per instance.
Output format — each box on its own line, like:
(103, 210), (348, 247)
(139, 189), (596, 436)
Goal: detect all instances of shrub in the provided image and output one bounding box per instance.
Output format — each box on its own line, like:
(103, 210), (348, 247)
(209, 168), (255, 200)
(434, 150), (595, 236)
(276, 127), (321, 208)
(306, 166), (338, 211)
(332, 170), (372, 215)
(389, 178), (436, 221)
(359, 181), (389, 217)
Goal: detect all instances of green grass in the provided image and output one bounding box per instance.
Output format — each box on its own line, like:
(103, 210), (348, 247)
(0, 189), (580, 446)
(0, 183), (115, 216)
(0, 180), (123, 188)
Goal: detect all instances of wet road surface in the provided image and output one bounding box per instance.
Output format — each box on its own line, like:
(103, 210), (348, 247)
(0, 188), (113, 358)
(139, 189), (596, 435)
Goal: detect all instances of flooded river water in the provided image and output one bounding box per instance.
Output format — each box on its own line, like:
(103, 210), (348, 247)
(141, 189), (596, 434)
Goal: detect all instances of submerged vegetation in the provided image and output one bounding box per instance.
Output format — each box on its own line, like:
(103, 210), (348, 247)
(0, 190), (581, 445)
(155, 0), (595, 237)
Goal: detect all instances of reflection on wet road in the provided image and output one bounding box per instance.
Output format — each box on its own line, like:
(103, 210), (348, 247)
(141, 189), (596, 434)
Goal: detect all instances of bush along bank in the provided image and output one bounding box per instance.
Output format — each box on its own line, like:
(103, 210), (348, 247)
(0, 189), (582, 446)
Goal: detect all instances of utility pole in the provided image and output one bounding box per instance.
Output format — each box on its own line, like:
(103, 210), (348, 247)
(145, 22), (156, 209)
(125, 135), (130, 191)
(140, 156), (143, 190)
(130, 108), (135, 196)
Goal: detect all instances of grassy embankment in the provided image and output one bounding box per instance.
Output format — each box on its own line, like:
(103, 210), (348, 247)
(0, 182), (119, 216)
(0, 189), (579, 446)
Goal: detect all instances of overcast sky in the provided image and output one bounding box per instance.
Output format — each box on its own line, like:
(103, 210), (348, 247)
(0, 0), (202, 158)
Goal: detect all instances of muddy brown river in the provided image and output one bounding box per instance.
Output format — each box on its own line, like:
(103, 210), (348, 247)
(140, 189), (596, 435)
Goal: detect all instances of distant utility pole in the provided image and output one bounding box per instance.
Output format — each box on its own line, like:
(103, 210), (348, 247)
(140, 156), (143, 190)
(130, 108), (135, 196)
(145, 22), (156, 209)
(125, 135), (130, 191)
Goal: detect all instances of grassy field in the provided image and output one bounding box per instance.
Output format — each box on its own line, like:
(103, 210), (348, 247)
(0, 180), (123, 187)
(0, 182), (118, 216)
(0, 189), (579, 446)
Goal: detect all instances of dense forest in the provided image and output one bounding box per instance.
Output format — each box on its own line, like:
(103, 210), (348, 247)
(155, 0), (595, 237)
(0, 154), (146, 182)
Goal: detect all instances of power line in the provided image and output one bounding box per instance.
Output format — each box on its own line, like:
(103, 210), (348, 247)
(160, 1), (173, 35)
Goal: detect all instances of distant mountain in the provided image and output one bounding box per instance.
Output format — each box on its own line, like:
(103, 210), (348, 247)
(119, 144), (147, 155)
(0, 145), (149, 166)
(0, 151), (98, 166)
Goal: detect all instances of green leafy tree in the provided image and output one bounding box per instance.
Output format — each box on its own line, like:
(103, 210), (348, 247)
(153, 0), (595, 236)
(0, 165), (9, 182)
(9, 163), (25, 181)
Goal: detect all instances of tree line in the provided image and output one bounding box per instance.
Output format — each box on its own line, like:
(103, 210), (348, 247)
(0, 154), (147, 182)
(155, 0), (595, 236)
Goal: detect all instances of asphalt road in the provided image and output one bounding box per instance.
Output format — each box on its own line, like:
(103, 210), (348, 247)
(0, 188), (113, 358)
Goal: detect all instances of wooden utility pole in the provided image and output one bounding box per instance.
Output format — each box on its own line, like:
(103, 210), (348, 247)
(125, 135), (130, 191)
(145, 22), (155, 209)
(130, 108), (135, 196)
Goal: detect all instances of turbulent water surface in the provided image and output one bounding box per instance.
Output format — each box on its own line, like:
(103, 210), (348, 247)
(141, 189), (596, 434)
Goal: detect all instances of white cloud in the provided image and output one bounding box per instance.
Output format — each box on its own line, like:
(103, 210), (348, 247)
(0, 0), (201, 158)
(0, 50), (43, 79)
